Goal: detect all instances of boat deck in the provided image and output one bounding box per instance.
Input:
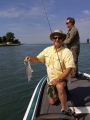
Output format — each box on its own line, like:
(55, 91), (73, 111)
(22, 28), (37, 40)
(33, 74), (90, 120)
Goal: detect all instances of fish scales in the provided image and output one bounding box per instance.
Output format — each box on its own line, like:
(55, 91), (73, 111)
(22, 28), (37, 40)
(26, 62), (33, 82)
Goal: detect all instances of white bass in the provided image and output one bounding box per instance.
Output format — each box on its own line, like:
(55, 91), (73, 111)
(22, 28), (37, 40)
(26, 62), (33, 82)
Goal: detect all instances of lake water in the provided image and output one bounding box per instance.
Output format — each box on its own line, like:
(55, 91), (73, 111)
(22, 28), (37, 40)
(0, 44), (90, 120)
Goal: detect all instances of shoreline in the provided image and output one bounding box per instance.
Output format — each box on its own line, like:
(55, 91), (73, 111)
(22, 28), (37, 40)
(0, 43), (24, 46)
(0, 43), (89, 46)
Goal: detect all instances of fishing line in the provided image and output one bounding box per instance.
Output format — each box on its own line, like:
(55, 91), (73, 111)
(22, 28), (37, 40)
(42, 0), (64, 72)
(56, 49), (63, 72)
(12, 66), (26, 74)
(42, 0), (52, 33)
(1, 65), (26, 79)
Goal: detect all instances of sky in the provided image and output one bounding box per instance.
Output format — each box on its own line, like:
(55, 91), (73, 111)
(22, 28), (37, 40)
(0, 0), (90, 44)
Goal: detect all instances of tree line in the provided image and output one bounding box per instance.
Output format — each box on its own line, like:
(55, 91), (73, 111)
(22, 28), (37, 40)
(0, 32), (21, 44)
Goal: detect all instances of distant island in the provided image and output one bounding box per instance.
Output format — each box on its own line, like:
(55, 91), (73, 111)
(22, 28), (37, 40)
(81, 39), (90, 44)
(86, 38), (90, 43)
(0, 32), (21, 46)
(0, 43), (23, 46)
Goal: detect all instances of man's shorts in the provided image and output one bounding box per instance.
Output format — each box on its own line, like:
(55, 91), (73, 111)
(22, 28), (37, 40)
(47, 85), (58, 98)
(47, 80), (68, 98)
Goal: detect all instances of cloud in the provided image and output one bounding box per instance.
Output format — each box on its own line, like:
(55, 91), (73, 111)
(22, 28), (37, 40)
(83, 10), (90, 15)
(0, 8), (25, 18)
(0, 6), (44, 18)
(26, 7), (44, 17)
(1, 0), (90, 44)
(49, 0), (55, 5)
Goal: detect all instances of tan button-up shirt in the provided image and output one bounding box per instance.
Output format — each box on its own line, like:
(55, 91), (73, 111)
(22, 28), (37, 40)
(64, 26), (80, 52)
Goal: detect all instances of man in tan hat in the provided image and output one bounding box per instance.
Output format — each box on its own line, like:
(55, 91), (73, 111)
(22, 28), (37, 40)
(24, 30), (75, 114)
(64, 17), (80, 78)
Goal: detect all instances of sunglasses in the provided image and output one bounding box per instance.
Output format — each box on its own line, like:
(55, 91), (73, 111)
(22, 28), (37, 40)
(66, 22), (70, 24)
(53, 37), (62, 40)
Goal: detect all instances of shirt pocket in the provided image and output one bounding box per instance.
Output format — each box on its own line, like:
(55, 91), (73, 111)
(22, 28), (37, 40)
(67, 33), (70, 38)
(45, 53), (51, 66)
(54, 56), (63, 70)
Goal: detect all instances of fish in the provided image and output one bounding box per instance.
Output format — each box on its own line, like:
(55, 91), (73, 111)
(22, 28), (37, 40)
(26, 61), (33, 83)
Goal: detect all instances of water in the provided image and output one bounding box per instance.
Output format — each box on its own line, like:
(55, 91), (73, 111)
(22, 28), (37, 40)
(0, 44), (90, 120)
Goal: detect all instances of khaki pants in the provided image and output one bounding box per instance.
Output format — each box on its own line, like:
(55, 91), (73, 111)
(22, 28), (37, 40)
(71, 48), (79, 76)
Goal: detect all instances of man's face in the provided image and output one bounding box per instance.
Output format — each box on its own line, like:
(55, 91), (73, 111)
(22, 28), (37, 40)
(52, 35), (63, 48)
(66, 19), (72, 28)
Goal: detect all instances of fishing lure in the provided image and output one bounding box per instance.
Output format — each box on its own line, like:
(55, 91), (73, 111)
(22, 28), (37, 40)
(25, 61), (33, 83)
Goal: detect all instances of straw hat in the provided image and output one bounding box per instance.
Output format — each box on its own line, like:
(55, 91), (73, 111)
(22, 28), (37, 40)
(50, 30), (66, 40)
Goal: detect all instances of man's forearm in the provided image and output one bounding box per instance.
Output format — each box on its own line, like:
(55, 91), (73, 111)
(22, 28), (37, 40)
(59, 67), (72, 80)
(64, 30), (77, 45)
(30, 57), (40, 63)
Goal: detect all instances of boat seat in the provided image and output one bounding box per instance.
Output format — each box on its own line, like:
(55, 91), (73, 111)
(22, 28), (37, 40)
(67, 74), (90, 107)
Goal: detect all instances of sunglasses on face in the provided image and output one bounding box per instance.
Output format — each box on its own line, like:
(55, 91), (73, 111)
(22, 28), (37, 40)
(66, 22), (71, 24)
(66, 22), (70, 24)
(53, 37), (63, 40)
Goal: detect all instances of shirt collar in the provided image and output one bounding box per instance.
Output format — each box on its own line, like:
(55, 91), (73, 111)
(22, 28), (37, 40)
(69, 26), (74, 31)
(53, 45), (63, 53)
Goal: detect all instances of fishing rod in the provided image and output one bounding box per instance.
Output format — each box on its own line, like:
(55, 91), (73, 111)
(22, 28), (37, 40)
(42, 0), (64, 72)
(42, 0), (52, 33)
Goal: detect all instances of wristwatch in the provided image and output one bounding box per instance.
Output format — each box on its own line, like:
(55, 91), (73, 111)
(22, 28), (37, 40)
(57, 78), (62, 82)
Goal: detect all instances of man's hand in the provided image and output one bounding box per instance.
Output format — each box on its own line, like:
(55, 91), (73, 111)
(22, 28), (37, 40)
(66, 35), (69, 39)
(50, 78), (59, 85)
(24, 56), (31, 62)
(50, 68), (72, 85)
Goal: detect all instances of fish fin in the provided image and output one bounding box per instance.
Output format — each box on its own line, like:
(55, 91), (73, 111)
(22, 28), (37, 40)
(31, 69), (33, 72)
(28, 79), (31, 83)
